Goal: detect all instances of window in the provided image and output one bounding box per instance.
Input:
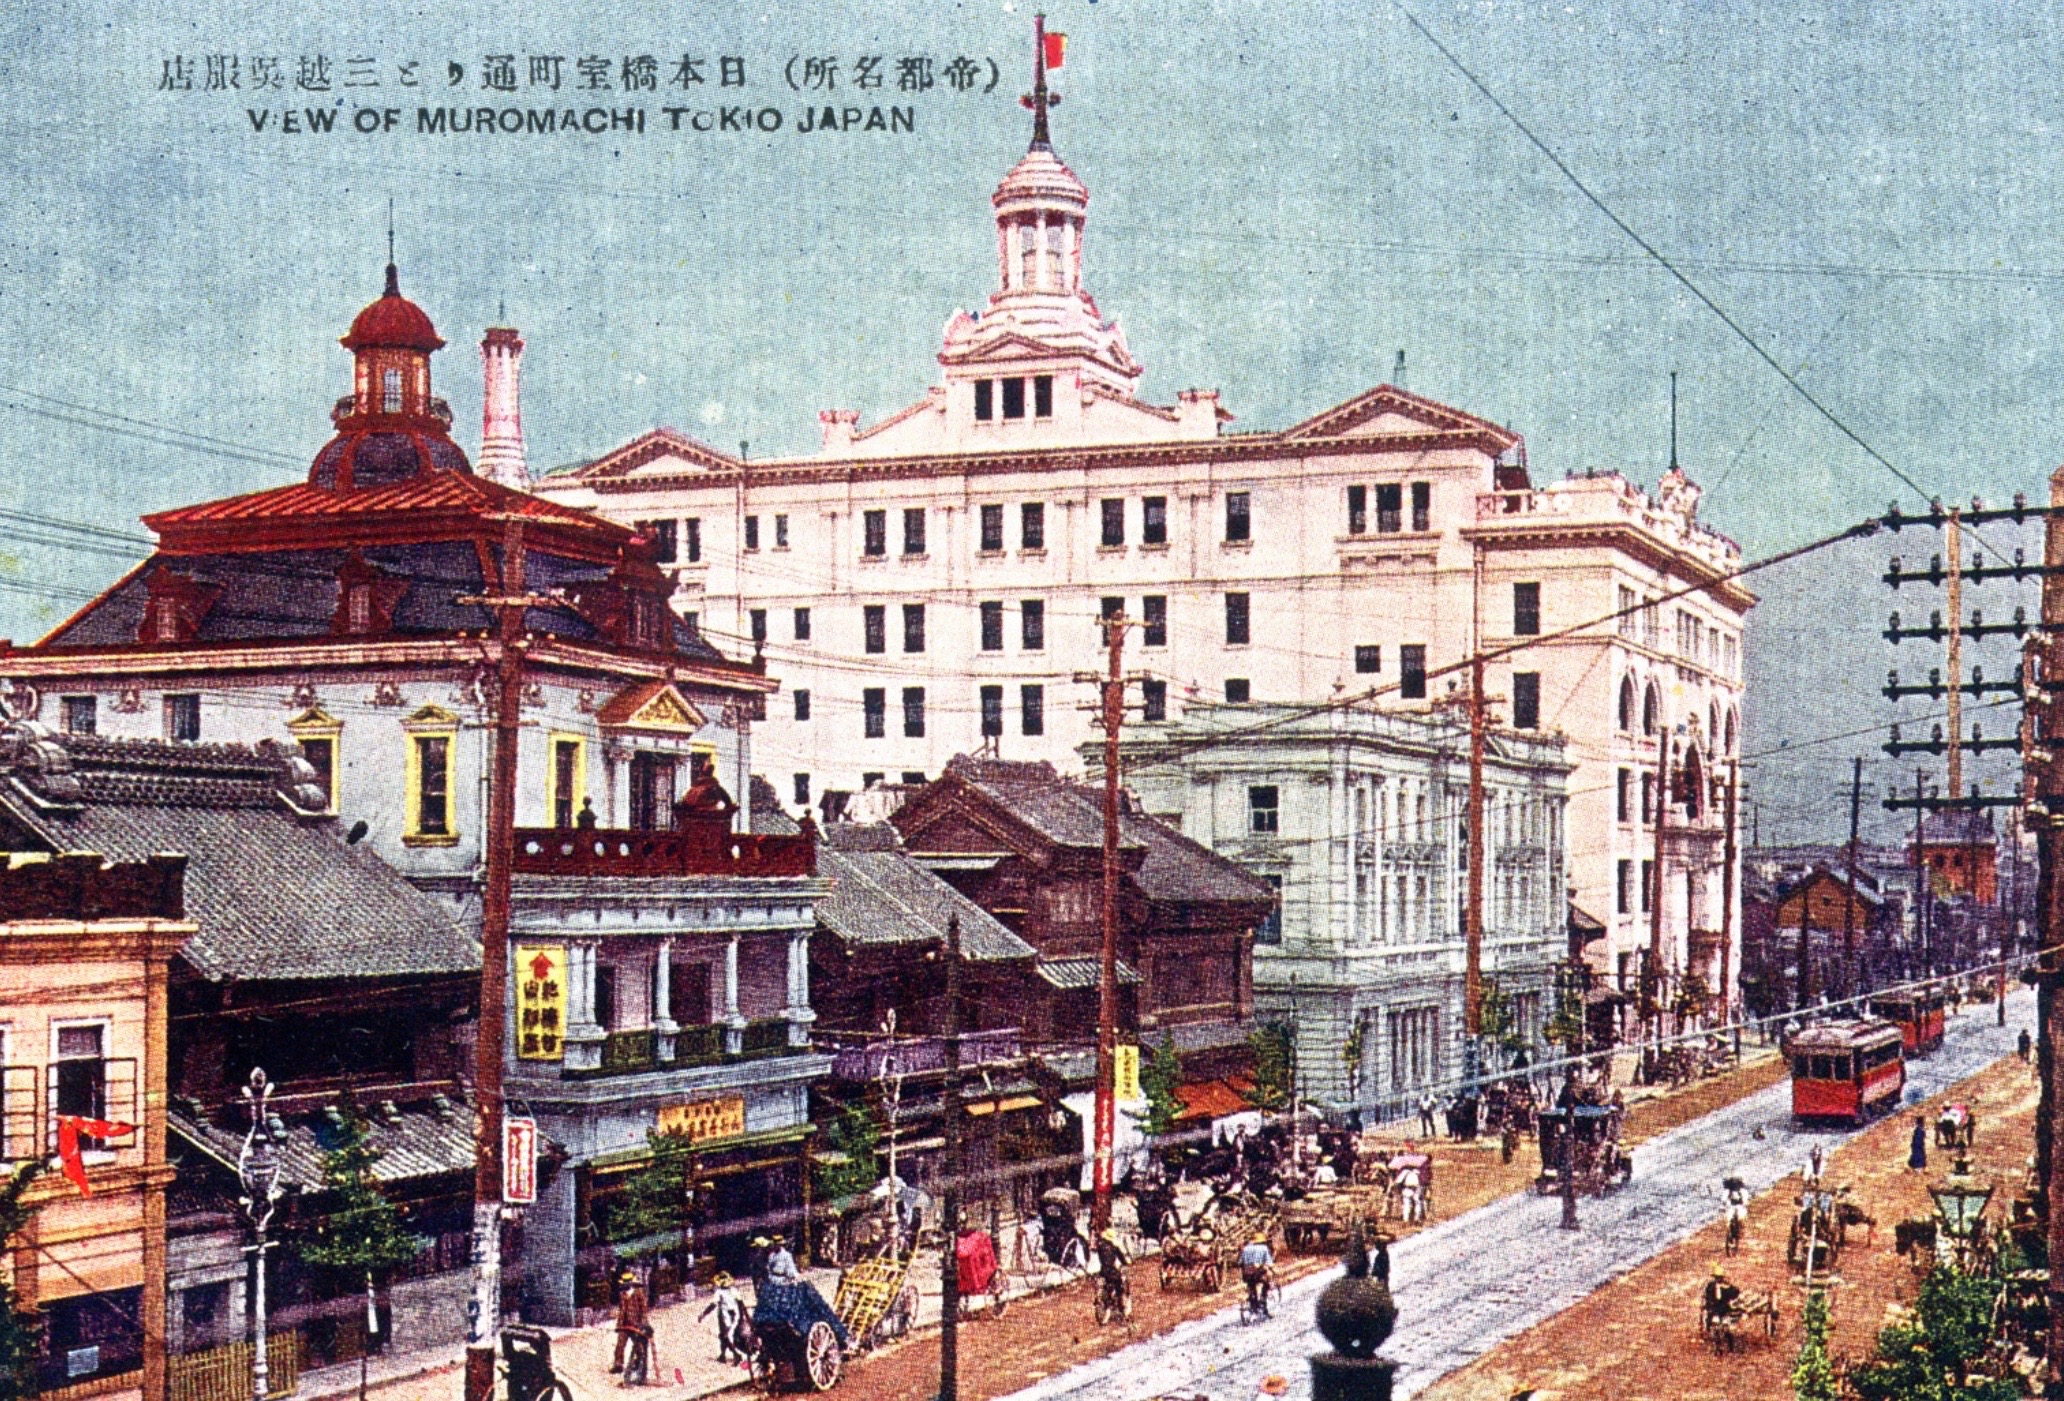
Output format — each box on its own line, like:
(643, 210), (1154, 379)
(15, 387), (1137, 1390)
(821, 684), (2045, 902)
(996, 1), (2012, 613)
(1225, 491), (1251, 542)
(980, 504), (1005, 552)
(862, 772), (885, 789)
(1354, 645), (1380, 675)
(1617, 585), (1637, 637)
(902, 687), (926, 738)
(410, 734), (452, 838)
(1376, 483), (1403, 533)
(551, 738), (582, 828)
(345, 582), (374, 634)
(594, 964), (617, 1031)
(1513, 582), (1541, 636)
(974, 378), (994, 421)
(744, 515), (760, 551)
(1641, 774), (1653, 824)
(641, 519), (678, 563)
(1639, 859), (1653, 912)
(684, 517), (702, 563)
(1100, 596), (1123, 633)
(628, 752), (678, 831)
(1400, 645), (1427, 699)
(164, 693), (200, 742)
(1225, 678), (1251, 703)
(903, 604), (926, 653)
(1021, 684), (1045, 735)
(1642, 684), (1660, 735)
(794, 607), (812, 641)
(1101, 498), (1125, 547)
(1142, 595), (1167, 647)
(901, 771), (926, 786)
(749, 608), (768, 643)
(1512, 672), (1540, 729)
(862, 510), (887, 557)
(1249, 784), (1280, 834)
(382, 367), (402, 413)
(793, 773), (811, 807)
(1617, 768), (1632, 823)
(1021, 600), (1045, 650)
(1617, 859), (1632, 915)
(1021, 502), (1045, 550)
(980, 685), (1004, 737)
(864, 605), (886, 654)
(774, 514), (789, 549)
(902, 508), (926, 556)
(1034, 374), (1054, 417)
(60, 695), (95, 735)
(53, 1024), (106, 1129)
(682, 610), (698, 634)
(1618, 676), (1635, 731)
(1347, 485), (1367, 536)
(1142, 679), (1167, 722)
(299, 736), (336, 811)
(1411, 481), (1431, 532)
(980, 601), (1004, 651)
(1142, 496), (1167, 545)
(794, 690), (811, 722)
(863, 688), (886, 738)
(1002, 376), (1026, 419)
(1256, 875), (1284, 944)
(1225, 592), (1250, 645)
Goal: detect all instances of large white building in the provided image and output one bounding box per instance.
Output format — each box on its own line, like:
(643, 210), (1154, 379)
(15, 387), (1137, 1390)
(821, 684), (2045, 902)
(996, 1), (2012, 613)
(538, 69), (1751, 1022)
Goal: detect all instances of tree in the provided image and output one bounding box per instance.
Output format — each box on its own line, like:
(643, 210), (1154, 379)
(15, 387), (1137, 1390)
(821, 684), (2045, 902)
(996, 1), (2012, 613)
(296, 1100), (423, 1399)
(1476, 978), (1530, 1067)
(812, 1101), (881, 1209)
(1140, 1033), (1184, 1137)
(0, 1161), (43, 1401)
(1847, 1264), (2020, 1401)
(1243, 1022), (1293, 1112)
(609, 1130), (699, 1249)
(1791, 1288), (1837, 1401)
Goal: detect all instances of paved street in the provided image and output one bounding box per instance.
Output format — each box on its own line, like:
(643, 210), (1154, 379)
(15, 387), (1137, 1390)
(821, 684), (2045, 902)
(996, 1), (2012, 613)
(1001, 993), (2033, 1401)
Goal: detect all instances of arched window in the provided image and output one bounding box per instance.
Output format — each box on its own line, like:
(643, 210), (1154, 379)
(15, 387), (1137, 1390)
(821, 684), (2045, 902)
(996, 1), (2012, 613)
(1618, 676), (1635, 732)
(1642, 683), (1661, 736)
(382, 367), (402, 413)
(1709, 702), (1719, 745)
(1726, 708), (1738, 754)
(1677, 745), (1704, 820)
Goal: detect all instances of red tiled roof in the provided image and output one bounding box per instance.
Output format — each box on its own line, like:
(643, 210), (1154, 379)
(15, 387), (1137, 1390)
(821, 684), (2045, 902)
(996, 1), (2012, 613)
(144, 471), (620, 533)
(1173, 1075), (1256, 1122)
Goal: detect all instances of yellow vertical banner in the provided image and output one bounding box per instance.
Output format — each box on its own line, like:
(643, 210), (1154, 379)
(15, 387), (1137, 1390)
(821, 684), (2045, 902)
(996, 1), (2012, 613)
(515, 945), (567, 1060)
(1114, 1043), (1142, 1103)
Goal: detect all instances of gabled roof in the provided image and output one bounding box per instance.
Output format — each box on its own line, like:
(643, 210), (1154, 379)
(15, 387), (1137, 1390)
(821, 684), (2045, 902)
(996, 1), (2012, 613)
(0, 727), (477, 982)
(1279, 382), (1521, 451)
(596, 679), (709, 732)
(172, 1095), (475, 1192)
(571, 426), (742, 482)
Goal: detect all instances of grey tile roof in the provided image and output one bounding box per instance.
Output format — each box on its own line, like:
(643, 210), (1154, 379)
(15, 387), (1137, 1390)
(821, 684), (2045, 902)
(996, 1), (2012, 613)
(1035, 956), (1143, 989)
(170, 1097), (476, 1192)
(0, 730), (477, 983)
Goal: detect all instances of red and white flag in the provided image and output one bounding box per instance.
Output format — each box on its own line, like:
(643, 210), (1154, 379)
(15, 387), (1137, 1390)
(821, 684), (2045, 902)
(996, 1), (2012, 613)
(56, 1116), (133, 1196)
(1044, 31), (1068, 70)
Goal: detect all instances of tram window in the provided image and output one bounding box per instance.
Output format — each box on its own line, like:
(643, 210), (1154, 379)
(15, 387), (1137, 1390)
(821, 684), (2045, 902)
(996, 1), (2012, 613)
(1793, 1056), (1810, 1078)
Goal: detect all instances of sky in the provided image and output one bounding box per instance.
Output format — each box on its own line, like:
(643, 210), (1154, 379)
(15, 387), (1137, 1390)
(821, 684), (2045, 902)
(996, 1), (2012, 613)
(0, 0), (2059, 845)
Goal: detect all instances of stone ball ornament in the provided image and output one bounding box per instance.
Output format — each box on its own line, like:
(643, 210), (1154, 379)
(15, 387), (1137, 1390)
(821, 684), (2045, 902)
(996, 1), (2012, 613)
(1315, 1231), (1397, 1360)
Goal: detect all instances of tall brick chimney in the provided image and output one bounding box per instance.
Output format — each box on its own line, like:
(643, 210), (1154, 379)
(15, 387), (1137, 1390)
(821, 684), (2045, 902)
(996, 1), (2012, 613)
(479, 325), (529, 489)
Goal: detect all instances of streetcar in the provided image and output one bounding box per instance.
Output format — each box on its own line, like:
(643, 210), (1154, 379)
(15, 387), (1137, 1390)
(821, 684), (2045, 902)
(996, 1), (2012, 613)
(1788, 1019), (1905, 1126)
(1869, 986), (1946, 1058)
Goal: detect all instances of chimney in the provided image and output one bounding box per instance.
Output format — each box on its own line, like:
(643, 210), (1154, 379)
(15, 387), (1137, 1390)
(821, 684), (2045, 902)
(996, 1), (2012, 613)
(819, 409), (859, 455)
(1392, 349), (1407, 390)
(479, 326), (529, 489)
(1176, 388), (1225, 437)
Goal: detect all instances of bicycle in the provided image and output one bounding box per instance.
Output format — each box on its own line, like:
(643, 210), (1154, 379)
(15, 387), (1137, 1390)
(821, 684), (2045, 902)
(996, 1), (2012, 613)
(1092, 1268), (1133, 1327)
(1238, 1268), (1278, 1325)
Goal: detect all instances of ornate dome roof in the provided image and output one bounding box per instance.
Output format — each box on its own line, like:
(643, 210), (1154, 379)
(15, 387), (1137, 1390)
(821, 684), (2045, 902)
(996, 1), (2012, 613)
(340, 264), (445, 353)
(992, 148), (1088, 216)
(310, 429), (471, 491)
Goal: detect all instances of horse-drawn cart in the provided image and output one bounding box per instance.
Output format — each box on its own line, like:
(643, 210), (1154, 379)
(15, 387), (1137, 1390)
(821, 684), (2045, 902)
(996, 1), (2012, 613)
(833, 1251), (918, 1352)
(1281, 1185), (1386, 1252)
(751, 1280), (849, 1393)
(1157, 1221), (1226, 1293)
(1536, 1104), (1631, 1197)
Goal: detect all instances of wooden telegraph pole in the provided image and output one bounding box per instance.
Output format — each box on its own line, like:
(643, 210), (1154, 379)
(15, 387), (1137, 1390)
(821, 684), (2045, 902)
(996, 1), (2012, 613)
(1719, 762), (1739, 1042)
(937, 913), (964, 1401)
(1466, 654), (1487, 1055)
(1651, 737), (1671, 1048)
(2035, 467), (2064, 1388)
(1092, 615), (1128, 1234)
(1842, 755), (1865, 1001)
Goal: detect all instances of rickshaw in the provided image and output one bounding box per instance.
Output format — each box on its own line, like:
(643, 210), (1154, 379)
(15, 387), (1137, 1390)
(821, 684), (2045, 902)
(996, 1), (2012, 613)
(1385, 1150), (1433, 1221)
(1157, 1219), (1226, 1293)
(750, 1280), (848, 1393)
(832, 1249), (918, 1350)
(1036, 1186), (1089, 1273)
(1937, 1101), (1976, 1150)
(1535, 1105), (1632, 1197)
(500, 1326), (573, 1401)
(953, 1225), (1009, 1318)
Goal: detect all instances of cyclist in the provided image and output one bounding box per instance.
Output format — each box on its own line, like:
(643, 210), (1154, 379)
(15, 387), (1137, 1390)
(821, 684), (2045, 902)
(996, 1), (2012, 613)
(1239, 1233), (1275, 1317)
(1093, 1227), (1130, 1319)
(1722, 1176), (1749, 1252)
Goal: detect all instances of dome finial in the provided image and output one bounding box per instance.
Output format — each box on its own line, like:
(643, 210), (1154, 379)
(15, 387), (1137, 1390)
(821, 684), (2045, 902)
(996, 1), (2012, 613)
(385, 197), (398, 296)
(1019, 14), (1064, 152)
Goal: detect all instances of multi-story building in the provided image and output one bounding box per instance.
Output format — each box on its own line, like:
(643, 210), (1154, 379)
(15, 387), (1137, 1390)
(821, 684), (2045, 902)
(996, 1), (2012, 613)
(1123, 701), (1571, 1111)
(536, 56), (1751, 1009)
(0, 849), (191, 1401)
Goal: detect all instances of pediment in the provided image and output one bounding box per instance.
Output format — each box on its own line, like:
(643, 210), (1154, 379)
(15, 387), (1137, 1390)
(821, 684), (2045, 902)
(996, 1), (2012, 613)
(596, 680), (706, 734)
(940, 330), (1073, 367)
(577, 428), (740, 482)
(1281, 384), (1520, 450)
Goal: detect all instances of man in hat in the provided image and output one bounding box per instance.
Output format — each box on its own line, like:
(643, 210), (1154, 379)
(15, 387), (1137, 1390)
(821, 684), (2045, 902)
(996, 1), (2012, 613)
(747, 1235), (774, 1294)
(1238, 1232), (1276, 1315)
(764, 1232), (800, 1286)
(1701, 1263), (1740, 1334)
(611, 1267), (652, 1382)
(699, 1271), (749, 1365)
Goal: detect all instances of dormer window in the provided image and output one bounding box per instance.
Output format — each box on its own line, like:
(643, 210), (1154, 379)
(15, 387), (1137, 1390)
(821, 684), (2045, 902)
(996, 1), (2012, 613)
(382, 368), (402, 413)
(346, 583), (373, 633)
(150, 598), (181, 642)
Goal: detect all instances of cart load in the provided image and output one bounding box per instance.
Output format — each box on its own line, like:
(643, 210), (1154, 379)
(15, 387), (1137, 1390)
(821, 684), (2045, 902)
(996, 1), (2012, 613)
(751, 1280), (848, 1393)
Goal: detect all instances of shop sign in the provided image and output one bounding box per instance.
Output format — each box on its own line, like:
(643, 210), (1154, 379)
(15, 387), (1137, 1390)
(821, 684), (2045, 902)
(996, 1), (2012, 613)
(658, 1094), (747, 1144)
(504, 1115), (538, 1204)
(516, 945), (566, 1060)
(1114, 1043), (1142, 1103)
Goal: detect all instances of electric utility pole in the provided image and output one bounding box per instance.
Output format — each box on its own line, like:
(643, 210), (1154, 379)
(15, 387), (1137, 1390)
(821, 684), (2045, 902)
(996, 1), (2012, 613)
(1083, 614), (1137, 1234)
(937, 912), (964, 1401)
(1841, 755), (1865, 1001)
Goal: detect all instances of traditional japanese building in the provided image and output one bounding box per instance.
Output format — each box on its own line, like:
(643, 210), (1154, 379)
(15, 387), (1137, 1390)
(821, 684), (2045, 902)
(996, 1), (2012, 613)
(535, 27), (1751, 1016)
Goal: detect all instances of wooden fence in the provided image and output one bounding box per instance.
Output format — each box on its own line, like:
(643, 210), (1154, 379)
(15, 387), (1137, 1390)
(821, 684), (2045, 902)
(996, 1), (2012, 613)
(170, 1332), (300, 1401)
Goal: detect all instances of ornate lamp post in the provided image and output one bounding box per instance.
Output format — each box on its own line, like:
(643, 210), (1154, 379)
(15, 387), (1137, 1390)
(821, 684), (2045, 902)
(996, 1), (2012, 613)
(1552, 962), (1585, 1231)
(236, 1068), (285, 1401)
(1929, 1152), (1996, 1270)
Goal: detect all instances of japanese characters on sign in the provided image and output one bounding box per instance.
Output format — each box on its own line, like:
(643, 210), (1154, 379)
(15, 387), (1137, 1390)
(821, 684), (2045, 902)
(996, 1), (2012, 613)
(504, 1115), (538, 1205)
(657, 1095), (747, 1145)
(1114, 1043), (1142, 1104)
(515, 945), (566, 1061)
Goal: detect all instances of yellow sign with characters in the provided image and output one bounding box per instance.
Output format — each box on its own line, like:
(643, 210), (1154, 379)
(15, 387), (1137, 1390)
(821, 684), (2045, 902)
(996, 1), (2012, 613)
(658, 1095), (747, 1144)
(515, 945), (567, 1061)
(1114, 1043), (1142, 1103)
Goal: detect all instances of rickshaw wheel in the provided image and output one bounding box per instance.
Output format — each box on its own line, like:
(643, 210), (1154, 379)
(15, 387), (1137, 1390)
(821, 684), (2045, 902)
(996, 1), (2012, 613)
(805, 1321), (842, 1392)
(1204, 1260), (1223, 1292)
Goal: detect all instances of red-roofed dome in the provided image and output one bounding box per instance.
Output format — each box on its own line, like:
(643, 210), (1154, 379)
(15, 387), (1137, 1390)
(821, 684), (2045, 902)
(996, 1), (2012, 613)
(341, 264), (445, 352)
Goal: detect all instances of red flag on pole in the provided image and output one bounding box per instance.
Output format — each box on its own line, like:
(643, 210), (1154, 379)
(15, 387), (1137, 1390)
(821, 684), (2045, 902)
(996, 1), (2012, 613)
(1044, 32), (1067, 70)
(56, 1116), (134, 1196)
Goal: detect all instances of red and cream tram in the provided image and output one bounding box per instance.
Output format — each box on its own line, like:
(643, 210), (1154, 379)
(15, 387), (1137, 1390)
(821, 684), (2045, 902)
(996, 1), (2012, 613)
(1869, 987), (1947, 1057)
(1789, 1020), (1906, 1126)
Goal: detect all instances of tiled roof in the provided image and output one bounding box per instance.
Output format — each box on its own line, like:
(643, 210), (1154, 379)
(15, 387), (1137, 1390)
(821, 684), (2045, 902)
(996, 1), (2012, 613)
(143, 470), (609, 531)
(1919, 808), (1997, 846)
(170, 1096), (476, 1192)
(0, 729), (476, 982)
(1035, 956), (1143, 989)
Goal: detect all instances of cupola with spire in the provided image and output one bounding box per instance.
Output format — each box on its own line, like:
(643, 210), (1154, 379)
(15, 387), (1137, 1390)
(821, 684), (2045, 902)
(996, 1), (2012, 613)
(311, 254), (471, 491)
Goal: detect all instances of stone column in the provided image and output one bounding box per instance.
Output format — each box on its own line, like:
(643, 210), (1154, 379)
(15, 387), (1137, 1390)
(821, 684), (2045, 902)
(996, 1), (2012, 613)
(653, 939), (678, 1060)
(564, 942), (605, 1072)
(1035, 209), (1049, 290)
(723, 932), (745, 1055)
(785, 930), (816, 1048)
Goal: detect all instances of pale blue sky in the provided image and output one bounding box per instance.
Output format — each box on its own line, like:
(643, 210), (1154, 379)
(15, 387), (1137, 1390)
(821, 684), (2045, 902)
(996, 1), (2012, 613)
(1, 0), (2057, 843)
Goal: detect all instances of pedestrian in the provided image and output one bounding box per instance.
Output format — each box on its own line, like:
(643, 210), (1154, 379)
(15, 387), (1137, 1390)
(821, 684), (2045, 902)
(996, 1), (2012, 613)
(699, 1271), (749, 1365)
(763, 1232), (800, 1285)
(610, 1268), (652, 1383)
(2020, 1027), (2033, 1063)
(1908, 1115), (1928, 1173)
(1418, 1092), (1436, 1139)
(1367, 1231), (1391, 1286)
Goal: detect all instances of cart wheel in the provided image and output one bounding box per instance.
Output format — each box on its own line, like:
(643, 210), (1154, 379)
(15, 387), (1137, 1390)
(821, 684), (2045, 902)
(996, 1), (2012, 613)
(1159, 1263), (1174, 1292)
(805, 1321), (842, 1392)
(749, 1348), (778, 1394)
(1204, 1260), (1223, 1292)
(543, 1384), (574, 1401)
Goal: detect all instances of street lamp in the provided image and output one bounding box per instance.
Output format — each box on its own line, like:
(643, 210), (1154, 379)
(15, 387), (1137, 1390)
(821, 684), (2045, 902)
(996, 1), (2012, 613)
(236, 1068), (285, 1401)
(1929, 1152), (1995, 1268)
(1551, 962), (1585, 1231)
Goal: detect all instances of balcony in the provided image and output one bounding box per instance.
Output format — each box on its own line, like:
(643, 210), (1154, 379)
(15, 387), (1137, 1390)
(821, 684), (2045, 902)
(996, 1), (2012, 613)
(514, 824), (815, 879)
(566, 1020), (800, 1079)
(825, 1027), (1024, 1082)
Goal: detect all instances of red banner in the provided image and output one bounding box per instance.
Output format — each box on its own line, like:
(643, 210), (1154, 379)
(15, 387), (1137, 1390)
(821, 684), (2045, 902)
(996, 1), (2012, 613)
(56, 1116), (133, 1196)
